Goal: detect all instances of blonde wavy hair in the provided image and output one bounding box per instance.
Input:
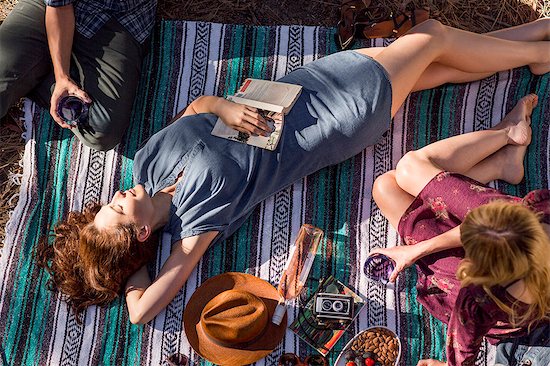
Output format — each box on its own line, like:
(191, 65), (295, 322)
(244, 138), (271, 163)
(457, 201), (550, 328)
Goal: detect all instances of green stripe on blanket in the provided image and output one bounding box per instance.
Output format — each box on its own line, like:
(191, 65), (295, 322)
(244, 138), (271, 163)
(0, 20), (548, 366)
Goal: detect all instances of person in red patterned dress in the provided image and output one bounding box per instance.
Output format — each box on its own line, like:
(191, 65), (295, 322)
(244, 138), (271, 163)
(370, 93), (550, 366)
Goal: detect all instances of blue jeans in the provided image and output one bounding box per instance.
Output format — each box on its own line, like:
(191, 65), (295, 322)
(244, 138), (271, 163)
(495, 323), (550, 366)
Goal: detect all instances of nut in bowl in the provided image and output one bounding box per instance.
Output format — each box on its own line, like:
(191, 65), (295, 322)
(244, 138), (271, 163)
(335, 326), (401, 366)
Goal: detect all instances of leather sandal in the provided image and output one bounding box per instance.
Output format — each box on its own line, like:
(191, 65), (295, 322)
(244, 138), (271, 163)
(337, 0), (377, 50)
(336, 1), (429, 50)
(361, 6), (430, 38)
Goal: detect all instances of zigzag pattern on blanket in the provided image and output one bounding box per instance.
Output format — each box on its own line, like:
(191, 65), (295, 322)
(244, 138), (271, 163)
(0, 20), (549, 366)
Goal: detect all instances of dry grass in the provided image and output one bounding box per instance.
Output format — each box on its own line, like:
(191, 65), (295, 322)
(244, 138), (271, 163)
(0, 108), (24, 245)
(159, 0), (550, 33)
(0, 0), (548, 245)
(0, 0), (16, 21)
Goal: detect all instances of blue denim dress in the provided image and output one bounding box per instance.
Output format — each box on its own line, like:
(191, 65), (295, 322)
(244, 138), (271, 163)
(133, 51), (392, 244)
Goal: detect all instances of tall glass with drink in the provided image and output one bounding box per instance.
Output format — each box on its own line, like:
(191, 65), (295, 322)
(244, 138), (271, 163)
(272, 224), (324, 325)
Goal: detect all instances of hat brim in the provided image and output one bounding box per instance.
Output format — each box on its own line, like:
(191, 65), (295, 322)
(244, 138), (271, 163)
(184, 272), (287, 365)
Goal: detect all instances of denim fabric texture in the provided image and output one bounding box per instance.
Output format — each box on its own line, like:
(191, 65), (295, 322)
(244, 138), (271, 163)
(133, 51), (393, 244)
(495, 323), (550, 366)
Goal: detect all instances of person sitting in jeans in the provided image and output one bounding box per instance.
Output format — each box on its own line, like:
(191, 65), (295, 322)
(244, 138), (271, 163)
(0, 0), (156, 150)
(495, 323), (550, 366)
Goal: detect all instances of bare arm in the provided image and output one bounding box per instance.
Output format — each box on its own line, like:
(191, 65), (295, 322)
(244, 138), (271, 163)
(180, 96), (223, 117)
(172, 96), (271, 135)
(410, 225), (462, 258)
(45, 4), (91, 128)
(124, 231), (218, 324)
(371, 225), (462, 282)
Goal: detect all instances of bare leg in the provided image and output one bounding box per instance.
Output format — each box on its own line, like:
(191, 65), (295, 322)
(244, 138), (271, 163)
(361, 20), (549, 117)
(393, 94), (536, 197)
(374, 94), (537, 224)
(415, 18), (550, 89)
(372, 170), (415, 228)
(358, 18), (550, 91)
(464, 95), (536, 185)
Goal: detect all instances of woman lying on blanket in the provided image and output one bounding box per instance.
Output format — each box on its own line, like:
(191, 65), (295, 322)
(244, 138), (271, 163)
(36, 19), (550, 324)
(371, 94), (550, 366)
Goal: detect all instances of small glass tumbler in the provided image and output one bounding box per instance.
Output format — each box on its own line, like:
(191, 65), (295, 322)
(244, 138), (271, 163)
(56, 96), (90, 126)
(363, 253), (395, 285)
(166, 353), (188, 366)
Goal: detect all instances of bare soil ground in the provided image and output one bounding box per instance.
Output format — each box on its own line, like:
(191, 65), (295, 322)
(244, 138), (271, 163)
(0, 0), (549, 244)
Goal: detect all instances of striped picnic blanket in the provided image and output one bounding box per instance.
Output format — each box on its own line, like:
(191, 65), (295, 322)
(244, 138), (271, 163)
(1, 21), (548, 366)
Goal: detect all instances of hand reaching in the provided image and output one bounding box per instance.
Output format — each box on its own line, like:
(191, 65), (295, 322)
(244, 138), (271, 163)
(50, 77), (91, 128)
(369, 244), (423, 283)
(216, 99), (271, 136)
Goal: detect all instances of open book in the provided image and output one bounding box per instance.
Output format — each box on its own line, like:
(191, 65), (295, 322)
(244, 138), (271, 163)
(211, 78), (302, 150)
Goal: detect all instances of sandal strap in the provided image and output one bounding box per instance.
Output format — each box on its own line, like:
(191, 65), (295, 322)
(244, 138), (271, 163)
(360, 7), (429, 39)
(339, 0), (371, 11)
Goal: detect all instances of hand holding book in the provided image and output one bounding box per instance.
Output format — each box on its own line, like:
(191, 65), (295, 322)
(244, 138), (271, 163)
(214, 98), (272, 136)
(211, 79), (302, 151)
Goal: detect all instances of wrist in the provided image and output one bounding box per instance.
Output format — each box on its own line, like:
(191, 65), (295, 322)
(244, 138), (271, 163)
(211, 97), (228, 115)
(411, 240), (430, 261)
(54, 73), (71, 84)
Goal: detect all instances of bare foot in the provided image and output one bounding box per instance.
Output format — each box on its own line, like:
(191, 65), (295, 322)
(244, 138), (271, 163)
(529, 62), (550, 75)
(506, 97), (536, 145)
(492, 144), (529, 184)
(529, 20), (550, 74)
(537, 17), (550, 40)
(490, 94), (537, 183)
(530, 18), (550, 74)
(492, 94), (537, 145)
(529, 37), (550, 75)
(493, 94), (537, 130)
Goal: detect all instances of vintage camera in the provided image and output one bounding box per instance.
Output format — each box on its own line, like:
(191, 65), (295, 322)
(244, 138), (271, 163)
(313, 292), (354, 322)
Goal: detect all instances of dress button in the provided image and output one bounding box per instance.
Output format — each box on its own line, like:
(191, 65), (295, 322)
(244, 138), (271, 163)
(520, 360), (532, 366)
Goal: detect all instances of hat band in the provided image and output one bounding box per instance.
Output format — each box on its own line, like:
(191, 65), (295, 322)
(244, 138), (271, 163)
(200, 321), (270, 349)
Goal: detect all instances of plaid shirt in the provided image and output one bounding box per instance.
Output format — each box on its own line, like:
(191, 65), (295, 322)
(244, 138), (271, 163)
(44, 0), (157, 43)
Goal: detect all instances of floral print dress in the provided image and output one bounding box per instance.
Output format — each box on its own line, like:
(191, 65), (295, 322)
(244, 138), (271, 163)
(397, 172), (550, 366)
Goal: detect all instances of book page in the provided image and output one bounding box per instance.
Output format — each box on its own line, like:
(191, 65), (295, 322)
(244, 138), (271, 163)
(235, 79), (302, 111)
(230, 96), (283, 114)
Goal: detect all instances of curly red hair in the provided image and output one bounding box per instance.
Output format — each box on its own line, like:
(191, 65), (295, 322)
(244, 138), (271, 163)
(35, 204), (158, 317)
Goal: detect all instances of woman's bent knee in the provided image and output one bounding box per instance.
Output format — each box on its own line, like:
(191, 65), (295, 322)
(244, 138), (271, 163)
(75, 103), (130, 151)
(373, 171), (397, 206)
(409, 19), (445, 35)
(75, 119), (125, 151)
(406, 19), (448, 46)
(78, 132), (122, 151)
(395, 151), (425, 189)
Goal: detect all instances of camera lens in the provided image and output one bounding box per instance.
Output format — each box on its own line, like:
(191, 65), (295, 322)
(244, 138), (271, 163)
(321, 300), (333, 311)
(332, 300), (343, 312)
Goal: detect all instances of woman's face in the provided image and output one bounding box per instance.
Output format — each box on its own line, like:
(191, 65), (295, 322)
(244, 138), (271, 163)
(94, 184), (154, 232)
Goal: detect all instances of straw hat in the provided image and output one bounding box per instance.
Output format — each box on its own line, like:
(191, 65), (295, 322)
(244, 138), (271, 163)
(183, 272), (287, 365)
